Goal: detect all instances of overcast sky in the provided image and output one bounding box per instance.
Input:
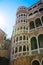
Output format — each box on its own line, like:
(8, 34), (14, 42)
(0, 0), (40, 38)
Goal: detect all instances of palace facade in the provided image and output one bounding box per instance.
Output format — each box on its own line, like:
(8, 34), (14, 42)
(11, 0), (43, 65)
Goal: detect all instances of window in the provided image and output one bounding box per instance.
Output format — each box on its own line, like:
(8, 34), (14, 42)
(27, 36), (28, 40)
(20, 36), (22, 40)
(16, 37), (18, 42)
(31, 37), (37, 50)
(24, 26), (25, 29)
(29, 21), (35, 30)
(39, 8), (43, 12)
(34, 11), (38, 14)
(21, 20), (22, 22)
(38, 2), (41, 5)
(35, 18), (42, 27)
(23, 45), (26, 51)
(21, 14), (23, 16)
(17, 28), (19, 30)
(23, 36), (25, 40)
(19, 46), (22, 52)
(24, 14), (25, 16)
(38, 34), (43, 48)
(20, 27), (22, 30)
(24, 20), (25, 22)
(15, 47), (17, 53)
(29, 13), (33, 16)
(33, 5), (36, 8)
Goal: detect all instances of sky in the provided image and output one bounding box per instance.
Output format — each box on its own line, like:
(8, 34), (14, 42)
(0, 0), (40, 38)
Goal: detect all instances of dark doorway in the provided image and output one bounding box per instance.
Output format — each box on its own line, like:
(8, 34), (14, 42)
(32, 60), (40, 65)
(0, 57), (9, 65)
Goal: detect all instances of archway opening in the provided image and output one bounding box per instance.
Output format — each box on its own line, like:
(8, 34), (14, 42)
(35, 18), (42, 27)
(29, 21), (35, 30)
(38, 34), (43, 48)
(32, 60), (40, 65)
(31, 37), (37, 50)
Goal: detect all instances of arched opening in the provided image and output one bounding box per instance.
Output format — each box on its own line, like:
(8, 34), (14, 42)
(29, 21), (35, 30)
(39, 8), (43, 12)
(16, 37), (18, 42)
(20, 36), (22, 40)
(23, 35), (25, 40)
(38, 34), (43, 48)
(41, 16), (43, 23)
(15, 47), (17, 53)
(23, 45), (26, 51)
(31, 37), (37, 50)
(27, 36), (28, 40)
(19, 46), (22, 52)
(32, 60), (40, 65)
(35, 18), (42, 27)
(20, 27), (22, 30)
(34, 10), (38, 14)
(0, 57), (9, 65)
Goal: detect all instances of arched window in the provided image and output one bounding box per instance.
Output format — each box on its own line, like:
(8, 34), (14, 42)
(27, 46), (29, 51)
(31, 37), (37, 50)
(29, 13), (33, 16)
(23, 35), (25, 40)
(34, 10), (38, 14)
(27, 36), (28, 40)
(23, 26), (25, 29)
(0, 57), (9, 65)
(29, 21), (35, 30)
(35, 18), (42, 27)
(20, 27), (22, 30)
(20, 36), (22, 40)
(16, 37), (18, 42)
(15, 47), (17, 53)
(38, 34), (43, 48)
(41, 16), (43, 23)
(19, 46), (22, 52)
(23, 45), (26, 51)
(32, 60), (40, 65)
(39, 8), (43, 12)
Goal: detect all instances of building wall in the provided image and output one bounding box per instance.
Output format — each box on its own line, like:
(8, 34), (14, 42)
(11, 0), (43, 65)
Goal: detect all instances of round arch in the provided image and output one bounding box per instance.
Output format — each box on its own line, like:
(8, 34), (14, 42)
(19, 46), (22, 52)
(23, 45), (26, 51)
(38, 34), (43, 48)
(29, 21), (35, 30)
(0, 57), (9, 65)
(35, 18), (42, 27)
(30, 37), (37, 50)
(31, 59), (40, 65)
